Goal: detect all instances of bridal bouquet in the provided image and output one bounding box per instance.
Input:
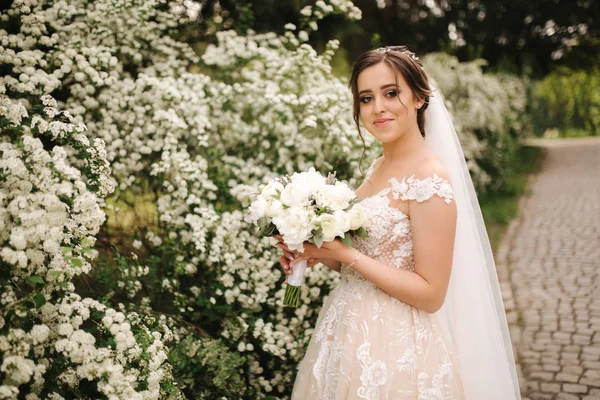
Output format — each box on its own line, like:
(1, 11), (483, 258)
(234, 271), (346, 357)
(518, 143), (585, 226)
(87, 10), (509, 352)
(246, 168), (369, 307)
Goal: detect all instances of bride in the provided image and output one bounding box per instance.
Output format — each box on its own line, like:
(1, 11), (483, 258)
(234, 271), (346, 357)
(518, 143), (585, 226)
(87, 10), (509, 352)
(275, 46), (520, 399)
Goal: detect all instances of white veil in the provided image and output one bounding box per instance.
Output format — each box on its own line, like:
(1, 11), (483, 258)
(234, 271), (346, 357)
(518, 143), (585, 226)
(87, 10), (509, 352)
(424, 86), (521, 399)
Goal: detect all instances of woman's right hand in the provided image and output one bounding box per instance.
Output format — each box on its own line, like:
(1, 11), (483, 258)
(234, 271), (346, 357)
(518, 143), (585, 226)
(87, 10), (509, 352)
(275, 236), (321, 283)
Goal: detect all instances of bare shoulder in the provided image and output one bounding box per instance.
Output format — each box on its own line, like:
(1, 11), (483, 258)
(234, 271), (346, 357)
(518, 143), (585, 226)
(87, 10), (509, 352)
(412, 150), (452, 184)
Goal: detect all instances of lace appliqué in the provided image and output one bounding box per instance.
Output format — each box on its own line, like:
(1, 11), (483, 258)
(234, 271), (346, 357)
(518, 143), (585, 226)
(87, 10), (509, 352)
(390, 174), (454, 204)
(356, 342), (388, 400)
(312, 335), (344, 398)
(396, 347), (417, 374)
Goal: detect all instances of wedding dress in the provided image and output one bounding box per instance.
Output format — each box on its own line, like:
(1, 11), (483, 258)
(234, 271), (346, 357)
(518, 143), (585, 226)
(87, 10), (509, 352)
(291, 160), (465, 400)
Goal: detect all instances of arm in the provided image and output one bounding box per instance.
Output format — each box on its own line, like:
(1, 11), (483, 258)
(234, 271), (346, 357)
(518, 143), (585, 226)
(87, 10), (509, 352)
(339, 193), (457, 313)
(319, 258), (342, 273)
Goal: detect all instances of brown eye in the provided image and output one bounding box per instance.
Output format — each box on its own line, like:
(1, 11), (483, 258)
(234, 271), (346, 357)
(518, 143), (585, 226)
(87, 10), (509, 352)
(359, 96), (373, 104)
(385, 90), (398, 98)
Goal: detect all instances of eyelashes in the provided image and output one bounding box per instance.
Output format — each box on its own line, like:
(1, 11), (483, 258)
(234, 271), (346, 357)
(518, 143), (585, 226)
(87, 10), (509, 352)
(359, 90), (399, 104)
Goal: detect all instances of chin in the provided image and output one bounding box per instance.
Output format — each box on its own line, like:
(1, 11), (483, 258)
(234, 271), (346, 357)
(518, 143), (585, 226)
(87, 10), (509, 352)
(368, 128), (402, 143)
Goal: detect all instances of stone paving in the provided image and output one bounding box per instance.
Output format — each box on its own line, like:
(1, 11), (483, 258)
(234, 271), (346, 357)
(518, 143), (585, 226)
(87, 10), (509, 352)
(496, 137), (600, 400)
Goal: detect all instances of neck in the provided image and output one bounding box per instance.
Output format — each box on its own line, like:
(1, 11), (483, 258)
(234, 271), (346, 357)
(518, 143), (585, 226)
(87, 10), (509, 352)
(381, 125), (426, 164)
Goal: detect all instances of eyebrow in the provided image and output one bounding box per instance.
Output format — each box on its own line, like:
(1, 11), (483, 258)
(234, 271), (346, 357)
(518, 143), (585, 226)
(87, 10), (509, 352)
(358, 83), (398, 96)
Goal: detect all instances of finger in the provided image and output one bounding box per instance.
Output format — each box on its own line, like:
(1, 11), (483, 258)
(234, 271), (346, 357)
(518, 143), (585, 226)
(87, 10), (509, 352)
(276, 243), (299, 255)
(290, 256), (308, 267)
(285, 252), (295, 261)
(280, 256), (295, 274)
(279, 255), (288, 269)
(275, 243), (289, 251)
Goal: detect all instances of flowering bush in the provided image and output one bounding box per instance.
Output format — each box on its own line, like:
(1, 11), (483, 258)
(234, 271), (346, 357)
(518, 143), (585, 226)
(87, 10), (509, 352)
(0, 0), (529, 398)
(422, 53), (530, 191)
(0, 89), (179, 398)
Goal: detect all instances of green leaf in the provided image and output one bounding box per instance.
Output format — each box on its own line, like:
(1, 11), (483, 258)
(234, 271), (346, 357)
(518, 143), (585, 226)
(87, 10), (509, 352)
(312, 234), (323, 248)
(61, 246), (73, 255)
(71, 258), (83, 268)
(25, 276), (44, 287)
(34, 292), (46, 308)
(356, 227), (368, 238)
(341, 232), (353, 247)
(48, 270), (61, 280)
(55, 281), (70, 289)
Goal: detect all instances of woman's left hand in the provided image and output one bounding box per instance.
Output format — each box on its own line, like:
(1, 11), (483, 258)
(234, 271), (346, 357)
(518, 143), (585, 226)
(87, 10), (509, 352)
(275, 238), (349, 268)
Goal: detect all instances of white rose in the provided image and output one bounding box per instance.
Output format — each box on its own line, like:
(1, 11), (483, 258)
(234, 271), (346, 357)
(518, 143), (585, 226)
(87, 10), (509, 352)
(315, 182), (356, 211)
(347, 204), (368, 230)
(333, 210), (351, 233)
(289, 167), (327, 193)
(247, 195), (267, 222)
(279, 182), (311, 207)
(273, 206), (315, 251)
(265, 199), (284, 218)
(316, 213), (341, 242)
(261, 181), (284, 201)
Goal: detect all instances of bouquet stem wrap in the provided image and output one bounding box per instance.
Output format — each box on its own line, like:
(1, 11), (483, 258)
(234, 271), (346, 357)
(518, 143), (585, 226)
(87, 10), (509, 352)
(283, 258), (307, 307)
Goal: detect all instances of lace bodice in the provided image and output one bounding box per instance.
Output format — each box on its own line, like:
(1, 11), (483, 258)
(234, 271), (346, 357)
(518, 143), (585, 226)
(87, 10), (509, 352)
(341, 159), (454, 286)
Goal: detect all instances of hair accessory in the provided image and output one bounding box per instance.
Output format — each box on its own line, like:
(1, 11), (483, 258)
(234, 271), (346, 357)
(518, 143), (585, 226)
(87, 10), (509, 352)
(376, 46), (420, 62)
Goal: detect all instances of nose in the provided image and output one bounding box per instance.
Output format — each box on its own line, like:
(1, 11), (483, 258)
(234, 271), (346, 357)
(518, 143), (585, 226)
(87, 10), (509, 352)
(373, 95), (385, 114)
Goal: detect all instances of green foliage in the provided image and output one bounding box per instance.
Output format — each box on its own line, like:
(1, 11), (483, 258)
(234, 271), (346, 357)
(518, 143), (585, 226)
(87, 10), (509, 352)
(479, 146), (545, 251)
(533, 67), (600, 136)
(168, 336), (247, 399)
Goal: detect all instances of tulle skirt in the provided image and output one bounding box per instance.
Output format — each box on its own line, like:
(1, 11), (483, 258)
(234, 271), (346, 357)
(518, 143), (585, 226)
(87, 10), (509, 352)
(291, 278), (465, 400)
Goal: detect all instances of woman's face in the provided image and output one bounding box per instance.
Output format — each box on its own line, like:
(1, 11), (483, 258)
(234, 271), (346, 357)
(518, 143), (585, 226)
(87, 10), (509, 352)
(357, 61), (421, 143)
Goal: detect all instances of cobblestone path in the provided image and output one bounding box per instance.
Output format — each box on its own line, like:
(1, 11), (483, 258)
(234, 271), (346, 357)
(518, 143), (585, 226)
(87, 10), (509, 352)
(496, 137), (600, 400)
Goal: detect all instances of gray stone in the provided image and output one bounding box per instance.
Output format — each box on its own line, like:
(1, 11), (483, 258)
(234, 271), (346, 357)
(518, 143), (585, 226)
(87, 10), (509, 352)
(562, 383), (589, 393)
(539, 382), (561, 393)
(495, 138), (600, 399)
(555, 372), (580, 383)
(556, 394), (581, 400)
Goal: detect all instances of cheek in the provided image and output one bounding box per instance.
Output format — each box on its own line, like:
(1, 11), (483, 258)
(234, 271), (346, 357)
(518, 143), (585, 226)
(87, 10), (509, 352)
(390, 94), (412, 114)
(359, 104), (370, 121)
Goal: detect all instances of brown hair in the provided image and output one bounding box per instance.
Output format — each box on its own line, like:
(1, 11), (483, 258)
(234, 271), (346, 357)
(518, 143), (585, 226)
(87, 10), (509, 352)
(348, 45), (432, 176)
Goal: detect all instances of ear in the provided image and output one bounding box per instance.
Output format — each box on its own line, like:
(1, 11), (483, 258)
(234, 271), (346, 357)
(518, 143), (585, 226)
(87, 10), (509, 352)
(415, 97), (424, 109)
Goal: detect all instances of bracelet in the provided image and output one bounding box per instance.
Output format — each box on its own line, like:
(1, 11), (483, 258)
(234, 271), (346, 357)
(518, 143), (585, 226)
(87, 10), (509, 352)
(347, 253), (361, 269)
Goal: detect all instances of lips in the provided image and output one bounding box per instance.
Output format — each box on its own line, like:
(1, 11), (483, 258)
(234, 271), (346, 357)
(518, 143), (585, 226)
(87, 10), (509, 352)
(373, 118), (393, 127)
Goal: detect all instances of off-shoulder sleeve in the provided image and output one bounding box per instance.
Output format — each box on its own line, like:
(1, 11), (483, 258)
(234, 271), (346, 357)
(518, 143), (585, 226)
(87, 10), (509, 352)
(388, 173), (454, 204)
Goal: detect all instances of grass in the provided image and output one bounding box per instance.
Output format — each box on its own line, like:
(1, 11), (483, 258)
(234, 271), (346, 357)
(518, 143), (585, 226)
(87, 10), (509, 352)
(479, 145), (546, 253)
